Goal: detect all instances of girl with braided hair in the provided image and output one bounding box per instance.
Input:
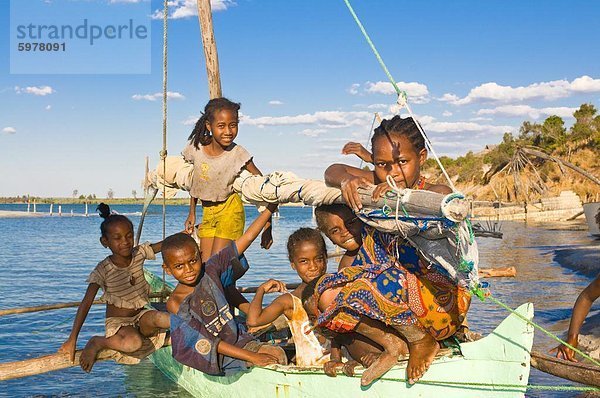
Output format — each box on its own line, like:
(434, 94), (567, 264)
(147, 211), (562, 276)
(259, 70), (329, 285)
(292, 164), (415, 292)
(182, 97), (272, 263)
(321, 116), (470, 385)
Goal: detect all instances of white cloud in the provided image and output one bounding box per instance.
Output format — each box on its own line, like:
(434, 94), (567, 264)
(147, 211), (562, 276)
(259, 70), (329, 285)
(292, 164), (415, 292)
(45, 105), (52, 111)
(268, 100), (283, 106)
(363, 81), (430, 104)
(298, 128), (327, 137)
(14, 85), (55, 96)
(438, 93), (459, 103)
(420, 119), (514, 135)
(441, 75), (600, 105)
(152, 0), (235, 19)
(2, 127), (16, 135)
(242, 110), (372, 129)
(469, 116), (493, 122)
(132, 91), (185, 101)
(366, 103), (389, 110)
(442, 111), (453, 117)
(477, 105), (577, 119)
(182, 116), (199, 126)
(348, 83), (360, 95)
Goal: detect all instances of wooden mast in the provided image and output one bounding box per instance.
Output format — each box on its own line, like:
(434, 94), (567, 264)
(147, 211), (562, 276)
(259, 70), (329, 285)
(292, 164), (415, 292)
(196, 0), (222, 98)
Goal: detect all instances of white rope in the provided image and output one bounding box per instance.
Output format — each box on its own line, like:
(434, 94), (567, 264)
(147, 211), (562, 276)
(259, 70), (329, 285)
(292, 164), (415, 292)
(160, 0), (169, 295)
(404, 101), (457, 192)
(385, 175), (404, 235)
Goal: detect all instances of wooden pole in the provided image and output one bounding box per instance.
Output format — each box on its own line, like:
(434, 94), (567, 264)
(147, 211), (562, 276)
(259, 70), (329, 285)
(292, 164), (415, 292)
(530, 351), (600, 388)
(0, 292), (170, 317)
(0, 350), (116, 381)
(196, 0), (222, 99)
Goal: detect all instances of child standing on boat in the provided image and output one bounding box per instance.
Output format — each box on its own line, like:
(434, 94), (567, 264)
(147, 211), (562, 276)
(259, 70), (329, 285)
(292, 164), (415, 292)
(182, 97), (272, 263)
(322, 116), (471, 384)
(58, 204), (170, 372)
(162, 204), (287, 375)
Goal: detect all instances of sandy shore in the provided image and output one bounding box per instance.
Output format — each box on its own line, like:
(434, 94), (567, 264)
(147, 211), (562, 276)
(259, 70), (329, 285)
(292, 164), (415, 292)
(0, 210), (44, 218)
(553, 245), (600, 278)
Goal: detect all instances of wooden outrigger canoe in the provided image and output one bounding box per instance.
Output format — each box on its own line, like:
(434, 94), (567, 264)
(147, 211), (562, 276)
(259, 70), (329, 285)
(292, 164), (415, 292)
(145, 272), (535, 398)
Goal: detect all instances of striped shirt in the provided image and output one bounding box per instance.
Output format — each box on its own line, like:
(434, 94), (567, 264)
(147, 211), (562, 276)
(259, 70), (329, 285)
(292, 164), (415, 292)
(87, 242), (155, 309)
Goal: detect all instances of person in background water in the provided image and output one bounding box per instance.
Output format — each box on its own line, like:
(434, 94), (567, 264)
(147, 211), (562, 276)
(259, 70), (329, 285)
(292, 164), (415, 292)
(182, 97), (273, 263)
(58, 203), (169, 372)
(551, 275), (600, 361)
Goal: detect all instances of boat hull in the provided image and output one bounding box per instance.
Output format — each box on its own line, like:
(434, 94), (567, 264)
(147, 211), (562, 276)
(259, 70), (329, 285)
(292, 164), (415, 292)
(145, 272), (533, 397)
(583, 202), (600, 238)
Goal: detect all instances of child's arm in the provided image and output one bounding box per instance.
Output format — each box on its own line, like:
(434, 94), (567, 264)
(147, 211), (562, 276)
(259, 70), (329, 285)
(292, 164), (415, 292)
(150, 241), (163, 254)
(342, 142), (372, 164)
(225, 285), (250, 314)
(324, 164), (374, 211)
(244, 160), (274, 250)
(217, 340), (279, 366)
(184, 196), (198, 234)
(235, 202), (278, 255)
(338, 251), (358, 271)
(246, 279), (291, 327)
(551, 275), (600, 361)
(58, 283), (100, 363)
(324, 337), (344, 377)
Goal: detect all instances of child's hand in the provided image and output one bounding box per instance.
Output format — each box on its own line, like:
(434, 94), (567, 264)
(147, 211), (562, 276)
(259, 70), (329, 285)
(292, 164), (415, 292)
(58, 338), (77, 363)
(371, 181), (393, 201)
(323, 360), (344, 377)
(258, 279), (288, 294)
(340, 176), (373, 212)
(550, 341), (578, 362)
(342, 142), (371, 163)
(184, 214), (195, 234)
(260, 225), (273, 250)
(249, 352), (279, 367)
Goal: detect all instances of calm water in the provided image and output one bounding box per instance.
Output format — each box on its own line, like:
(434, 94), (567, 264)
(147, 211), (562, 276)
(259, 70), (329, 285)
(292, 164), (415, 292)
(0, 203), (598, 397)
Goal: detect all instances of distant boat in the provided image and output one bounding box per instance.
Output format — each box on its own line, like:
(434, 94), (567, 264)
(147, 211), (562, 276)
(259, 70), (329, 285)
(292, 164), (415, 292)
(583, 202), (600, 238)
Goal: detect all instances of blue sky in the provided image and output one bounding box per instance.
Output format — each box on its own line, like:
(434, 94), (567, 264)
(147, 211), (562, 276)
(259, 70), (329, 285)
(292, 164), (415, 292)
(2, 0), (600, 198)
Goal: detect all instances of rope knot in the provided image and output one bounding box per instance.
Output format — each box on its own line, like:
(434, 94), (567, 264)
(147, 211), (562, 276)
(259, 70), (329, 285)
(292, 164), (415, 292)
(159, 149), (168, 159)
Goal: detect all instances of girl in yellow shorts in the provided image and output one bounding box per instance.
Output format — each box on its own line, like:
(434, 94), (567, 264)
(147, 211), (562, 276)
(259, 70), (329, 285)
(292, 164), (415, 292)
(182, 97), (272, 263)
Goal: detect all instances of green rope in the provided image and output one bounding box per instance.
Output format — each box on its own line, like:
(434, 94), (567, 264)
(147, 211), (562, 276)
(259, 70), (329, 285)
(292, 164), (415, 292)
(374, 378), (599, 392)
(32, 312), (76, 334)
(341, 0), (405, 100)
(472, 287), (600, 368)
(288, 370), (598, 392)
(342, 0), (457, 192)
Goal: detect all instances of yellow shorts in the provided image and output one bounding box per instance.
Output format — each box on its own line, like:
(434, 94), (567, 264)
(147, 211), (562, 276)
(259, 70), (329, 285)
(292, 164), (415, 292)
(198, 194), (245, 240)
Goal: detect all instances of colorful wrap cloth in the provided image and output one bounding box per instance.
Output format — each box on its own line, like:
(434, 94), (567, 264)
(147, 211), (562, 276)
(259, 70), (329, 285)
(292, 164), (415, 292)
(170, 243), (255, 376)
(315, 262), (418, 333)
(351, 225), (471, 341)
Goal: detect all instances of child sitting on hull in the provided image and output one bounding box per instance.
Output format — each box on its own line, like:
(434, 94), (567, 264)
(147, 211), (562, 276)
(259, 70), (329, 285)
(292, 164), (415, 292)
(58, 204), (170, 372)
(301, 263), (426, 386)
(162, 204), (287, 375)
(246, 227), (387, 370)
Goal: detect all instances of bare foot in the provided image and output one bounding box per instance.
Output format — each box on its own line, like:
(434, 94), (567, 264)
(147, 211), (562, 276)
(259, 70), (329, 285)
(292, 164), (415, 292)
(80, 337), (102, 373)
(360, 351), (398, 386)
(406, 334), (439, 384)
(360, 352), (380, 368)
(342, 360), (360, 377)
